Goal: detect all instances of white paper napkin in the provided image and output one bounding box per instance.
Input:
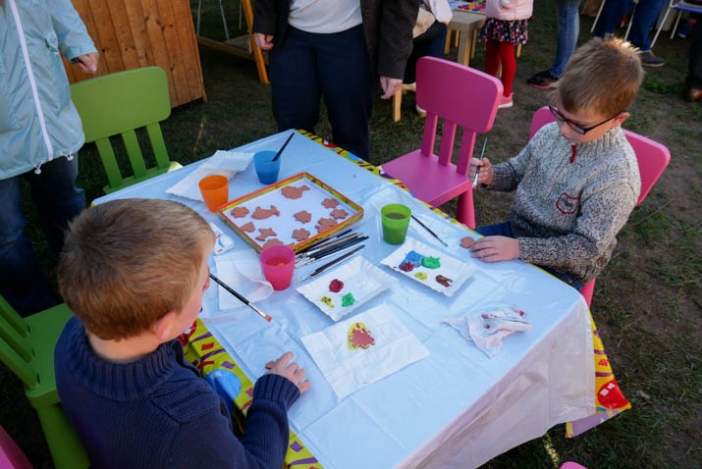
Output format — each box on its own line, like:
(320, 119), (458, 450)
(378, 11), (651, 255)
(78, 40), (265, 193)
(212, 251), (273, 311)
(442, 306), (532, 357)
(166, 150), (254, 201)
(301, 304), (430, 399)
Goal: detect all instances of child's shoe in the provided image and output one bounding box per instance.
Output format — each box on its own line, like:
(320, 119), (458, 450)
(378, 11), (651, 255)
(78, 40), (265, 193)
(402, 82), (417, 92)
(639, 50), (665, 68)
(498, 93), (513, 109)
(678, 18), (697, 38)
(416, 104), (427, 117)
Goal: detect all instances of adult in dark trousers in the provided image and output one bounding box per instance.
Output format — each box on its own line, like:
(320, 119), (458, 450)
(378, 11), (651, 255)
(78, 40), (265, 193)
(253, 0), (418, 162)
(593, 0), (666, 67)
(686, 13), (702, 101)
(0, 0), (98, 316)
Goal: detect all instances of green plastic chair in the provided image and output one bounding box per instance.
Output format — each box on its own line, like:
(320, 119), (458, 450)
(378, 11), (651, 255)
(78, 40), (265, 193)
(0, 296), (88, 468)
(70, 66), (182, 194)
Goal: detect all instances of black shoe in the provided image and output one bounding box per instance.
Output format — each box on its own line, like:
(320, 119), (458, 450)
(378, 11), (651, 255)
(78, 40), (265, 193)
(639, 50), (665, 68)
(527, 70), (558, 89)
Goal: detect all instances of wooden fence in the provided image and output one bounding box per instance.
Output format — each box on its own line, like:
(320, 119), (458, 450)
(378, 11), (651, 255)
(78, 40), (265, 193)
(63, 0), (207, 108)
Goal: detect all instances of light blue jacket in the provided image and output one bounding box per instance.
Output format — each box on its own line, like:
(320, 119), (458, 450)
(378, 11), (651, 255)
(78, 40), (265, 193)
(0, 0), (97, 178)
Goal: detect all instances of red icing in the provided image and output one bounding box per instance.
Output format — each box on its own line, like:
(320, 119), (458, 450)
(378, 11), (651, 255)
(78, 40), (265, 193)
(399, 261), (414, 272)
(329, 279), (344, 293)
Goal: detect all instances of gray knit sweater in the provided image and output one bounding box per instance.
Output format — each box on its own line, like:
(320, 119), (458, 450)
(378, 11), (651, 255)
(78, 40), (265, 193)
(487, 123), (641, 284)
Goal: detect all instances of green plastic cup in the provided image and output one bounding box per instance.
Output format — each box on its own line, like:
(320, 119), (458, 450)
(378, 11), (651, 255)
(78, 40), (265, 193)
(381, 204), (411, 245)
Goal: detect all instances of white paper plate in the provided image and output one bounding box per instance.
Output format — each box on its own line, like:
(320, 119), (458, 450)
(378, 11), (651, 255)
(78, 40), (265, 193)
(296, 256), (398, 321)
(380, 237), (476, 297)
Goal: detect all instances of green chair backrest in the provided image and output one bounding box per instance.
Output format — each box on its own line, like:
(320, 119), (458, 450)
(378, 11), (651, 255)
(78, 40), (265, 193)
(70, 66), (180, 194)
(0, 296), (89, 468)
(0, 296), (39, 389)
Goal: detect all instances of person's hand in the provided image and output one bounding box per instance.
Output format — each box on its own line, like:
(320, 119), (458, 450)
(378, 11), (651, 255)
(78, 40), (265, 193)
(469, 236), (520, 262)
(379, 76), (402, 100)
(73, 53), (99, 74)
(265, 351), (311, 393)
(468, 156), (494, 186)
(255, 33), (275, 50)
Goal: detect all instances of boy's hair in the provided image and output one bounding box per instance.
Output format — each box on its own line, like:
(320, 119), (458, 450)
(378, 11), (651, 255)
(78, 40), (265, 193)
(59, 199), (215, 341)
(556, 37), (644, 117)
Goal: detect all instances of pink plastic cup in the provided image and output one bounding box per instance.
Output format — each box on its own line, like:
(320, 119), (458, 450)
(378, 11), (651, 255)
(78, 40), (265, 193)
(259, 245), (295, 290)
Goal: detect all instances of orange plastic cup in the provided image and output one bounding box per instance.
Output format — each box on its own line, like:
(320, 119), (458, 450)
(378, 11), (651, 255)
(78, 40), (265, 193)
(198, 175), (229, 212)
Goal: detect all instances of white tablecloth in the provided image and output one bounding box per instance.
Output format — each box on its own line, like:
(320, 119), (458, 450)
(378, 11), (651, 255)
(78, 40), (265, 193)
(93, 131), (595, 469)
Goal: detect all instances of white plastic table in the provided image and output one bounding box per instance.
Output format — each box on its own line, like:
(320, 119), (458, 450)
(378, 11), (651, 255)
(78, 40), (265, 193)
(93, 131), (595, 469)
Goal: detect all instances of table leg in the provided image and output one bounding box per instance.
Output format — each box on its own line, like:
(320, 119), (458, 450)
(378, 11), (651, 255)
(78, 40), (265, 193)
(457, 32), (470, 67)
(393, 90), (402, 122)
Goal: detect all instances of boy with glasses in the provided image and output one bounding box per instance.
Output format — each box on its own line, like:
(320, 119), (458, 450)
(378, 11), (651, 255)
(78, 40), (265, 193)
(468, 37), (644, 290)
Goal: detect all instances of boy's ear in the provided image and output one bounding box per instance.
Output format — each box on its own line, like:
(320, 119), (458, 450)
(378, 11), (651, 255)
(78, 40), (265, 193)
(614, 111), (630, 127)
(152, 311), (178, 341)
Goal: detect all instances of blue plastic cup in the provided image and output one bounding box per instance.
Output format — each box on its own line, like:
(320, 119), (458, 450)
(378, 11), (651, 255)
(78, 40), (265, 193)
(254, 150), (281, 185)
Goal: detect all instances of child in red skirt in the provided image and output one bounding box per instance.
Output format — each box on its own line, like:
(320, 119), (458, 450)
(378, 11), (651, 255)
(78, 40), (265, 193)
(479, 0), (533, 108)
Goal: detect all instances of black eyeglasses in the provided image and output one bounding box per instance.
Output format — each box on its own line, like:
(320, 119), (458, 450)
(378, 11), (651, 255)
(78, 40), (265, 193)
(548, 103), (621, 135)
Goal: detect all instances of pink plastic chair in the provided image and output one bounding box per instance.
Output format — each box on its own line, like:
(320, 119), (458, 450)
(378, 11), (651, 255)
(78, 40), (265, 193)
(0, 427), (32, 469)
(381, 57), (503, 228)
(560, 463), (588, 469)
(529, 106), (671, 306)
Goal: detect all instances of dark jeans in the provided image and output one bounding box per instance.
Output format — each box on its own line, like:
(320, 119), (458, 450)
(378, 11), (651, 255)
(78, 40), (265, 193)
(594, 0), (666, 51)
(269, 25), (376, 162)
(475, 221), (585, 290)
(404, 20), (448, 84)
(688, 15), (702, 89)
(0, 156), (86, 316)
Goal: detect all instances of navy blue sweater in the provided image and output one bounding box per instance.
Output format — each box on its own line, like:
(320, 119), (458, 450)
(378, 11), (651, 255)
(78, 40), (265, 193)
(55, 317), (300, 468)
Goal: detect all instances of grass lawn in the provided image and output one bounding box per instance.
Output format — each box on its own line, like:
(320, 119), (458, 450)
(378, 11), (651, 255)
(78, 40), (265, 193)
(3, 0), (701, 467)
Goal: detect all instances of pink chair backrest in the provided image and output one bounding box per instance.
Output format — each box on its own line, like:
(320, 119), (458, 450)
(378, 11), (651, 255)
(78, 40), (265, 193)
(415, 57), (503, 175)
(0, 427), (32, 469)
(528, 106), (670, 206)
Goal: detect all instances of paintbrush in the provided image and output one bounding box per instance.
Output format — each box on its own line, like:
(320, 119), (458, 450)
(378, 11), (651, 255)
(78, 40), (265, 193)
(296, 229), (353, 255)
(472, 136), (488, 188)
(296, 245), (365, 284)
(296, 236), (369, 267)
(410, 215), (448, 247)
(271, 131), (295, 162)
(209, 273), (272, 322)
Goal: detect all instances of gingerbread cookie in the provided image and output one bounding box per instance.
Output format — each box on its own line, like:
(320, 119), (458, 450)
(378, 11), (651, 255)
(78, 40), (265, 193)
(292, 228), (311, 242)
(460, 236), (475, 249)
(294, 210), (312, 223)
(321, 198), (339, 209)
(329, 208), (348, 220)
(240, 221), (255, 233)
(255, 227), (277, 241)
(252, 205), (280, 219)
(315, 217), (337, 233)
(262, 238), (284, 249)
(231, 207), (249, 218)
(281, 185), (310, 199)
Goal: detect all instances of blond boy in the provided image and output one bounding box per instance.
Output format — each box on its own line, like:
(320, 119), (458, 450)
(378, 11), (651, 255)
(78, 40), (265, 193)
(55, 198), (309, 467)
(469, 38), (644, 288)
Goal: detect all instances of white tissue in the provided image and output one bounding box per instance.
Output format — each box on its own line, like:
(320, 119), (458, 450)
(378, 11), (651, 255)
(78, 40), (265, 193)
(442, 306), (531, 357)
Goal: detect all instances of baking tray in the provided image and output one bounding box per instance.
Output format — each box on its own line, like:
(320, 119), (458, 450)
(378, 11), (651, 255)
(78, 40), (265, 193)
(218, 172), (364, 253)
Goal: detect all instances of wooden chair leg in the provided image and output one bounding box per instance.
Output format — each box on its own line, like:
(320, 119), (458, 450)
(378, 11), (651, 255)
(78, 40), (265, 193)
(393, 90), (402, 122)
(516, 44), (522, 58)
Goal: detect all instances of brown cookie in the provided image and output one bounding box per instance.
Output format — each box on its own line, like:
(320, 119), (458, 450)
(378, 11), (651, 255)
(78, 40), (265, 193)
(315, 217), (338, 233)
(329, 208), (348, 220)
(294, 210), (312, 223)
(230, 206), (249, 218)
(252, 205), (280, 219)
(255, 227), (277, 241)
(321, 198), (339, 209)
(240, 222), (255, 233)
(460, 236), (475, 249)
(281, 185), (310, 199)
(262, 238), (284, 249)
(292, 228), (311, 242)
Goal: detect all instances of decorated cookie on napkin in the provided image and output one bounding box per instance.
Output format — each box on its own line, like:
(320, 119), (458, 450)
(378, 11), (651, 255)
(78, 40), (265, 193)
(442, 306), (531, 357)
